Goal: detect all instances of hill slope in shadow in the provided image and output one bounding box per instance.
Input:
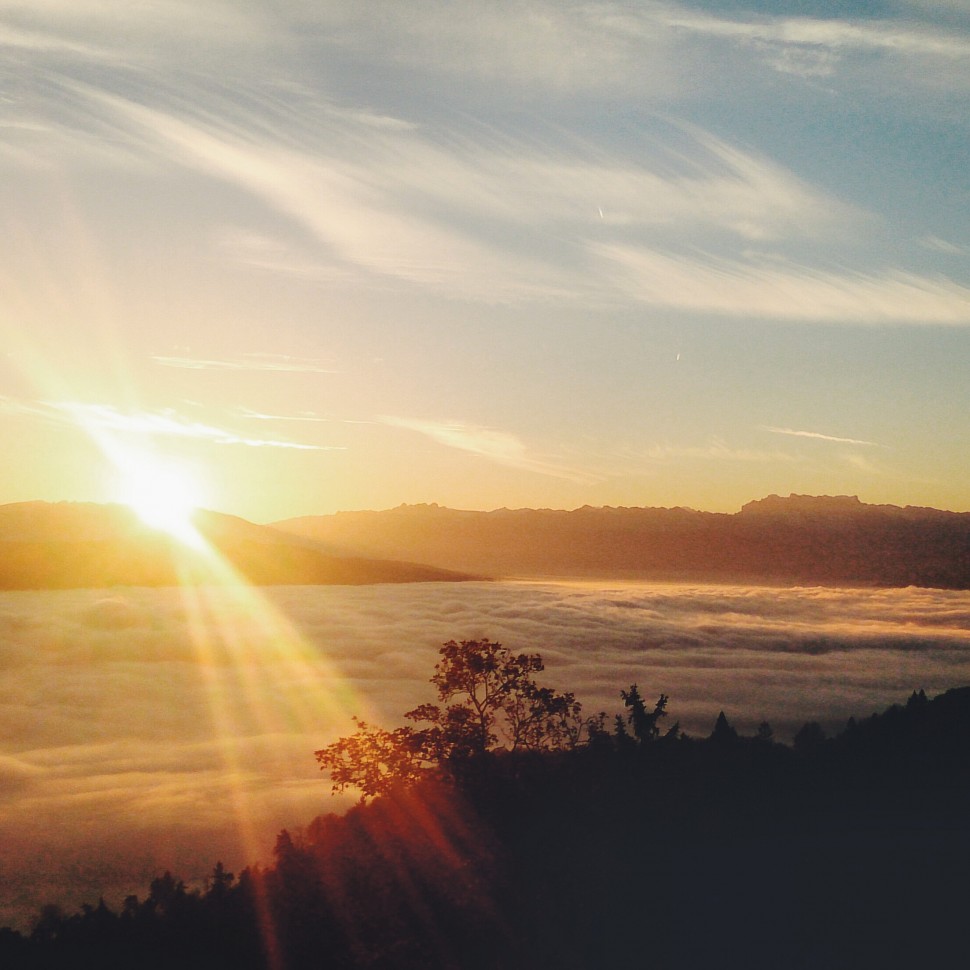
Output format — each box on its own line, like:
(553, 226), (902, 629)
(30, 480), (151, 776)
(0, 502), (476, 590)
(275, 493), (970, 588)
(3, 684), (969, 968)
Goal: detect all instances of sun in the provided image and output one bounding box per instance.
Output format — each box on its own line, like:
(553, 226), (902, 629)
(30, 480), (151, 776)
(114, 451), (207, 547)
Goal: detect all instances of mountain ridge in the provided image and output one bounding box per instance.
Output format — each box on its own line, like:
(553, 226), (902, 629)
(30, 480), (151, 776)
(4, 495), (969, 590)
(274, 493), (970, 589)
(0, 501), (477, 590)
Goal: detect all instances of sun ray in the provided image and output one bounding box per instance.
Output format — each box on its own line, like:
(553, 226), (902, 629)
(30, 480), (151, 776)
(27, 382), (434, 961)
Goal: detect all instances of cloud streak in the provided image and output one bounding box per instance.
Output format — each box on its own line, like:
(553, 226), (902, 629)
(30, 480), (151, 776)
(56, 81), (870, 305)
(48, 80), (962, 323)
(595, 244), (970, 323)
(638, 439), (801, 464)
(0, 19), (113, 60)
(9, 49), (960, 326)
(381, 416), (598, 483)
(661, 7), (970, 62)
(920, 235), (969, 256)
(765, 426), (879, 447)
(43, 401), (338, 450)
(0, 0), (268, 55)
(153, 354), (337, 374)
(273, 1), (970, 95)
(235, 407), (335, 424)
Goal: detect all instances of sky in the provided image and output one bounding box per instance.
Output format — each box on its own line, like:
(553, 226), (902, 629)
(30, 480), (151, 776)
(2, 0), (969, 522)
(3, 578), (969, 928)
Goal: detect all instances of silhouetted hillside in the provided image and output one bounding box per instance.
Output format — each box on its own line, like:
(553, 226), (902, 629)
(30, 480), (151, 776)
(4, 684), (969, 968)
(275, 494), (970, 588)
(0, 502), (476, 590)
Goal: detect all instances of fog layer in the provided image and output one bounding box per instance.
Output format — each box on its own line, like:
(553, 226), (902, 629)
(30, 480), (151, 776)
(2, 580), (968, 929)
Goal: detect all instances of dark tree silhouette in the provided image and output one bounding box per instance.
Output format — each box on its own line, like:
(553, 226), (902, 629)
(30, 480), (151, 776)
(793, 720), (826, 752)
(315, 638), (593, 800)
(314, 716), (435, 799)
(206, 862), (234, 901)
(710, 710), (738, 744)
(754, 720), (774, 743)
(6, 683), (970, 970)
(619, 685), (668, 743)
(418, 638), (585, 754)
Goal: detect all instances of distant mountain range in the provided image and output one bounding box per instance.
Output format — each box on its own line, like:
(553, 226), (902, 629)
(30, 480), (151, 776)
(275, 494), (970, 589)
(0, 502), (475, 590)
(3, 495), (968, 591)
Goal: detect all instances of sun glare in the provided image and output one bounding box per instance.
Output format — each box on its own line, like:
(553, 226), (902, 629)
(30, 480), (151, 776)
(115, 453), (206, 547)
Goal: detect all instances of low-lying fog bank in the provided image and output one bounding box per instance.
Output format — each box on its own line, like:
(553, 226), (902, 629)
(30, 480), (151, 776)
(2, 579), (968, 930)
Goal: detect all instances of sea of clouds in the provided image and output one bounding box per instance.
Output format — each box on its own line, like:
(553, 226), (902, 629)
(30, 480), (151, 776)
(2, 579), (969, 929)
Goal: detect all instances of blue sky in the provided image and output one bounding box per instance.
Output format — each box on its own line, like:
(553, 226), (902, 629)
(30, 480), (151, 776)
(1, 0), (968, 519)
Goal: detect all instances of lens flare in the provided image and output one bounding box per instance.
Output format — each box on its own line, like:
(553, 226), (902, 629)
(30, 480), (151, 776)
(116, 452), (205, 547)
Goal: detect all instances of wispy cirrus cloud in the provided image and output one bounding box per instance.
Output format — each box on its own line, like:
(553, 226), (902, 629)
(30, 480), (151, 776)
(595, 244), (970, 324)
(0, 20), (113, 59)
(661, 7), (970, 58)
(45, 401), (339, 450)
(637, 439), (800, 464)
(284, 0), (680, 96)
(765, 426), (880, 447)
(69, 83), (867, 306)
(152, 354), (337, 373)
(381, 416), (598, 483)
(236, 407), (332, 423)
(920, 235), (969, 256)
(841, 451), (884, 475)
(216, 230), (356, 286)
(280, 1), (970, 94)
(74, 87), (574, 302)
(235, 406), (375, 427)
(54, 79), (963, 322)
(649, 5), (970, 86)
(0, 0), (268, 55)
